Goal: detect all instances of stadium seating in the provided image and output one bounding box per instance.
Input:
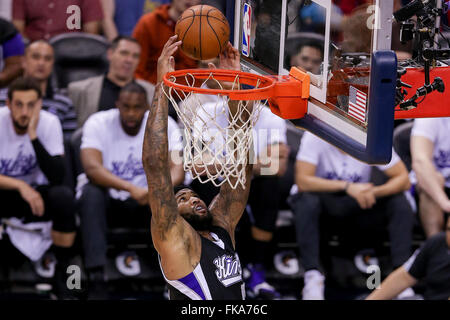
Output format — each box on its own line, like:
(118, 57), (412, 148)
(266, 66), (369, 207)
(49, 32), (110, 89)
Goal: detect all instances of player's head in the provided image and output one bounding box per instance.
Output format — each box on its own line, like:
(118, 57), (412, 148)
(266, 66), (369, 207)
(7, 77), (42, 134)
(290, 41), (323, 75)
(23, 40), (55, 82)
(174, 185), (213, 231)
(116, 82), (148, 136)
(108, 36), (141, 82)
(170, 0), (201, 18)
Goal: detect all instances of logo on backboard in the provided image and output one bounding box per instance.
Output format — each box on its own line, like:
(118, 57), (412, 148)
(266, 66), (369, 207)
(242, 3), (252, 57)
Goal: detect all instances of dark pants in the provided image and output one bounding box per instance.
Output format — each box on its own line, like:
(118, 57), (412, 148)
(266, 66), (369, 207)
(247, 175), (281, 233)
(77, 183), (151, 269)
(290, 192), (414, 271)
(0, 185), (76, 233)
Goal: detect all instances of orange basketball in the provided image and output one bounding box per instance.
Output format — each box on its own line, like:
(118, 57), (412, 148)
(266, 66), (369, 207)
(175, 5), (230, 61)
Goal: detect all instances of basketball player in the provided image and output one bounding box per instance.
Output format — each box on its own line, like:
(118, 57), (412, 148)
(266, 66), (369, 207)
(142, 36), (250, 300)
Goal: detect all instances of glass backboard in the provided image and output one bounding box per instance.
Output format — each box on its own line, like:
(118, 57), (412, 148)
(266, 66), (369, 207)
(228, 0), (398, 164)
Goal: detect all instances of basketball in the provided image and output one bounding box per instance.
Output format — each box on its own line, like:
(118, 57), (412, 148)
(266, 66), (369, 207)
(175, 5), (230, 61)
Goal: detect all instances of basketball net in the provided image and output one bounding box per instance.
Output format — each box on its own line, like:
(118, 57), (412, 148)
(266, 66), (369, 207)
(163, 71), (266, 189)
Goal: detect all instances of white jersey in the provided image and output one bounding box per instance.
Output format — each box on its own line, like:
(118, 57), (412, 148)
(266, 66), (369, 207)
(296, 131), (401, 182)
(0, 107), (64, 187)
(81, 109), (182, 200)
(193, 102), (287, 156)
(410, 118), (450, 188)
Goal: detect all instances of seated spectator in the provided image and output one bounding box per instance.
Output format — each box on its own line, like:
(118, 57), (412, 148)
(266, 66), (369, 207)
(12, 0), (104, 42)
(244, 107), (290, 300)
(0, 40), (77, 138)
(68, 36), (155, 128)
(78, 82), (183, 298)
(288, 40), (324, 75)
(367, 216), (450, 300)
(290, 131), (414, 300)
(410, 118), (450, 237)
(0, 77), (76, 299)
(101, 0), (166, 40)
(132, 0), (200, 84)
(0, 18), (24, 88)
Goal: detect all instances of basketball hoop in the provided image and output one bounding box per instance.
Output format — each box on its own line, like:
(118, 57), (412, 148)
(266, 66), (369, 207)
(162, 68), (309, 189)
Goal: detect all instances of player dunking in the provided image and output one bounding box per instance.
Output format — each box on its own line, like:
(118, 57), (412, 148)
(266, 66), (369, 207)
(142, 35), (252, 300)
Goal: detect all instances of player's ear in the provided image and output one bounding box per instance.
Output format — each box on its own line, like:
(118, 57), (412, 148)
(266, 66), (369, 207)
(208, 62), (217, 69)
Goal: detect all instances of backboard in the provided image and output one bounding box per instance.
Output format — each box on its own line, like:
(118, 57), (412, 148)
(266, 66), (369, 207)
(227, 0), (397, 164)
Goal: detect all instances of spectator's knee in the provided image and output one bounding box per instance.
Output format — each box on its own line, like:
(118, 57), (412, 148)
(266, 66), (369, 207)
(47, 185), (77, 233)
(289, 192), (321, 216)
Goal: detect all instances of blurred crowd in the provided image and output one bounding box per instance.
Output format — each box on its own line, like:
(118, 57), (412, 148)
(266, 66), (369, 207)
(0, 0), (448, 301)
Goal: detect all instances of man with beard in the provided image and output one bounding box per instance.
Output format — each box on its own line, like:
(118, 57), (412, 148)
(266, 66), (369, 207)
(142, 36), (251, 300)
(78, 82), (183, 298)
(0, 77), (77, 299)
(68, 36), (155, 128)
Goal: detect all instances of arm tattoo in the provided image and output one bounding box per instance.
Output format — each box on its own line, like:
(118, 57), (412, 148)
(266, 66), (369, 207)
(210, 99), (253, 227)
(142, 84), (179, 241)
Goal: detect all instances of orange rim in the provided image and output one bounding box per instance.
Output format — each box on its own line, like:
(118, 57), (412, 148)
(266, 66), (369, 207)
(163, 69), (276, 100)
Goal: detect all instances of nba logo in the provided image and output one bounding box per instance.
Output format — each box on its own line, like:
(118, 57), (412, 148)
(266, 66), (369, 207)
(242, 3), (252, 57)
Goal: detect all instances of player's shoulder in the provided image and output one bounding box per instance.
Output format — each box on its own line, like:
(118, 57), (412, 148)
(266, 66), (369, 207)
(85, 109), (119, 127)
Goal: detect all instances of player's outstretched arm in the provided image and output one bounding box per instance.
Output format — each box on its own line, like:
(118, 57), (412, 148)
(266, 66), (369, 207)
(208, 43), (253, 239)
(142, 36), (193, 252)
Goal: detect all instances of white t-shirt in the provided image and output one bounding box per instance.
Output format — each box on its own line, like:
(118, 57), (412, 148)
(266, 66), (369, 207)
(193, 102), (287, 157)
(410, 118), (450, 187)
(296, 131), (400, 183)
(81, 109), (182, 200)
(0, 107), (64, 187)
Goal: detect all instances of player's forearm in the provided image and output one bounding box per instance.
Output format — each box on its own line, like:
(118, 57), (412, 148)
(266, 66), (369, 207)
(413, 158), (449, 205)
(0, 174), (26, 191)
(366, 267), (417, 300)
(297, 175), (347, 193)
(143, 84), (170, 174)
(372, 174), (411, 198)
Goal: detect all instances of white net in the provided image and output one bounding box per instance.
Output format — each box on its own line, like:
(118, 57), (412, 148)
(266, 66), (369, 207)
(163, 71), (267, 189)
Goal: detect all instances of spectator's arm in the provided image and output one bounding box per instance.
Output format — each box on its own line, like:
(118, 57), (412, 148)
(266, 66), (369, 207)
(0, 174), (44, 216)
(366, 266), (417, 300)
(81, 147), (133, 191)
(253, 142), (290, 176)
(0, 174), (26, 191)
(12, 19), (25, 36)
(295, 160), (347, 192)
(0, 56), (23, 87)
(372, 161), (411, 198)
(80, 0), (103, 35)
(31, 138), (65, 185)
(83, 21), (101, 35)
(411, 135), (450, 211)
(170, 150), (184, 186)
(100, 0), (118, 41)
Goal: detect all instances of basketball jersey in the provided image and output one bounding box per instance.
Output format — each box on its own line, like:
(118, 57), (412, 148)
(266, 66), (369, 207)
(159, 226), (245, 300)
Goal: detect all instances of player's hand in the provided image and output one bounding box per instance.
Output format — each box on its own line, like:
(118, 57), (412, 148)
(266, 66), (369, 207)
(207, 42), (241, 90)
(346, 183), (375, 210)
(129, 185), (148, 206)
(157, 35), (182, 84)
(18, 183), (45, 216)
(27, 100), (42, 140)
(207, 42), (240, 71)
